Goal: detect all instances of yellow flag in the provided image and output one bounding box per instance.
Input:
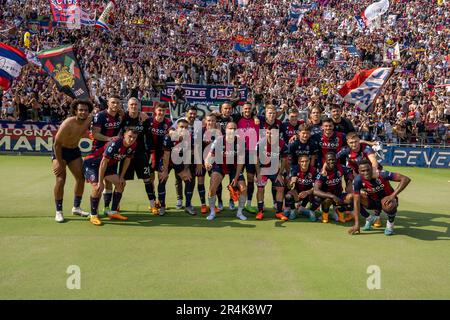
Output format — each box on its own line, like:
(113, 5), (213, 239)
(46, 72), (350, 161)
(23, 31), (30, 49)
(320, 83), (329, 95)
(437, 0), (443, 6)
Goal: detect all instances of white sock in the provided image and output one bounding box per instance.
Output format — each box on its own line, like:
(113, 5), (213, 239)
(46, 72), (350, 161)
(208, 195), (216, 214)
(239, 195), (246, 211)
(387, 220), (394, 229)
(246, 200), (251, 207)
(149, 200), (155, 208)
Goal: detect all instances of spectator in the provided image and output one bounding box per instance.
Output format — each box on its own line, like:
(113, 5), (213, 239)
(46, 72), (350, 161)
(0, 0), (446, 146)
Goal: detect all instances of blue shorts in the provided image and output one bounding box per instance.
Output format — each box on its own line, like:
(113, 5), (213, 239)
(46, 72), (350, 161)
(83, 158), (117, 184)
(366, 197), (383, 211)
(211, 165), (245, 181)
(171, 163), (185, 174)
(189, 164), (206, 177)
(256, 174), (283, 188)
(244, 150), (256, 174)
(121, 153), (151, 180)
(365, 196), (398, 214)
(157, 158), (185, 175)
(52, 147), (81, 164)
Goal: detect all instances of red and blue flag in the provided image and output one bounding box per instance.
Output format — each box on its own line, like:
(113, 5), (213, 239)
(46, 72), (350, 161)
(0, 43), (28, 90)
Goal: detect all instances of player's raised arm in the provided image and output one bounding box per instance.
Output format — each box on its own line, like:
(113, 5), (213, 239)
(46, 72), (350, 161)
(367, 152), (380, 178)
(385, 171), (411, 201)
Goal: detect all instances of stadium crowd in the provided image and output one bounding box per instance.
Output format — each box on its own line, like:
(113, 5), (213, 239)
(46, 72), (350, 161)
(0, 0), (448, 144)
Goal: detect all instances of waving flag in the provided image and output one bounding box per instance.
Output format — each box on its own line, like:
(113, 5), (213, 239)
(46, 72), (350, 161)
(25, 50), (42, 68)
(234, 35), (253, 52)
(354, 15), (365, 29)
(338, 67), (393, 111)
(0, 43), (28, 90)
(362, 0), (389, 26)
(383, 42), (400, 62)
(237, 0), (249, 7)
(96, 1), (116, 31)
(81, 9), (96, 26)
(48, 0), (80, 26)
(38, 45), (90, 100)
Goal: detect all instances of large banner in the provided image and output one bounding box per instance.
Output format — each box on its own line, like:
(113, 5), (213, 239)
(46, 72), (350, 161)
(0, 43), (28, 91)
(48, 0), (81, 28)
(95, 0), (115, 30)
(160, 83), (248, 119)
(38, 45), (90, 100)
(381, 146), (450, 168)
(234, 35), (253, 52)
(338, 67), (393, 111)
(0, 121), (92, 154)
(362, 0), (389, 26)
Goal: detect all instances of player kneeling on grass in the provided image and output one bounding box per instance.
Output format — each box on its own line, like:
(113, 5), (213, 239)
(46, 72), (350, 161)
(312, 152), (354, 223)
(337, 132), (383, 227)
(255, 125), (289, 221)
(285, 155), (318, 221)
(348, 160), (411, 236)
(204, 122), (247, 221)
(83, 128), (138, 226)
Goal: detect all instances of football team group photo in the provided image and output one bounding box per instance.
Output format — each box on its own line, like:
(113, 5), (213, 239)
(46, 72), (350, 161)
(0, 0), (449, 301)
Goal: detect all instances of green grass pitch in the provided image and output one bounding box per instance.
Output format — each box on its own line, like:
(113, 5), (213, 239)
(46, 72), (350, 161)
(0, 155), (449, 299)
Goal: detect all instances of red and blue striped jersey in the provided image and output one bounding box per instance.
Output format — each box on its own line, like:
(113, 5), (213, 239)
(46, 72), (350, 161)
(85, 137), (136, 166)
(91, 110), (121, 151)
(210, 136), (245, 173)
(258, 115), (283, 131)
(295, 166), (317, 192)
(337, 143), (381, 173)
(280, 120), (305, 144)
(313, 131), (346, 165)
(353, 170), (397, 200)
(315, 164), (353, 196)
(288, 138), (319, 165)
(119, 113), (151, 155)
(255, 138), (288, 169)
(149, 117), (172, 158)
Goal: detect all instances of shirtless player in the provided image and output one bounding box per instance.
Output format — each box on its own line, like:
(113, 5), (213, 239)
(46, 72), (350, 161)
(52, 99), (93, 222)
